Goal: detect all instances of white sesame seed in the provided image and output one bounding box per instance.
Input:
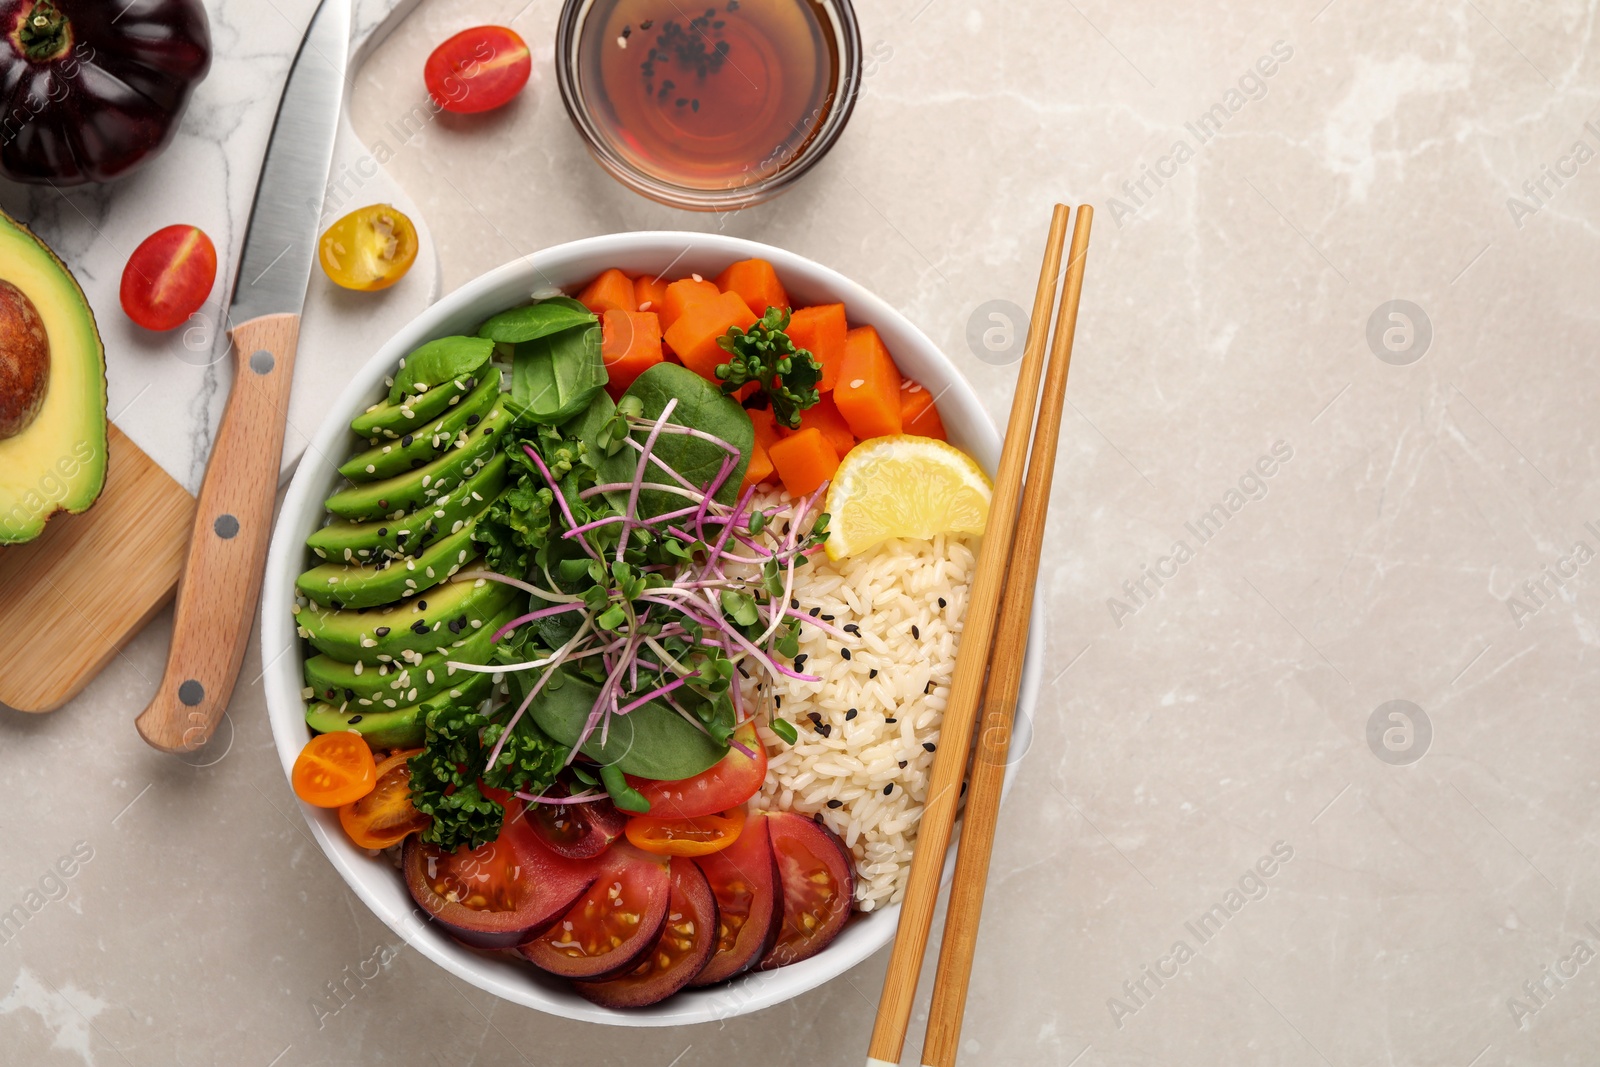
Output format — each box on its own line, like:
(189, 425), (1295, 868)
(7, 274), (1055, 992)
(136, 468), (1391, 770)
(849, 378), (865, 389)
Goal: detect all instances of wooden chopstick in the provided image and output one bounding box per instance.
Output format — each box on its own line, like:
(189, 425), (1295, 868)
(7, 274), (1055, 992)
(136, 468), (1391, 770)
(919, 205), (1093, 1067)
(866, 205), (1073, 1067)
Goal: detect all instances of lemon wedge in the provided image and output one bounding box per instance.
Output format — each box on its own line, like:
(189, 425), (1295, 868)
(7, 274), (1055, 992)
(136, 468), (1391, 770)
(822, 436), (992, 560)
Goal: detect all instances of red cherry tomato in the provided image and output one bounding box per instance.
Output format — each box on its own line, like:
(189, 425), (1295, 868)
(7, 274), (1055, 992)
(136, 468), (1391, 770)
(120, 225), (217, 331)
(424, 26), (531, 114)
(627, 721), (767, 820)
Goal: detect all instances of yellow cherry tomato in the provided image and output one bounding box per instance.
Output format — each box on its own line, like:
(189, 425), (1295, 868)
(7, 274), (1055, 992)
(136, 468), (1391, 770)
(318, 204), (418, 291)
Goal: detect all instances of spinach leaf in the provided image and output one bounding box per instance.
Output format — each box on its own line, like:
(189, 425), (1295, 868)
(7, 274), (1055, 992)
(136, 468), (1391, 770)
(389, 336), (495, 403)
(510, 322), (607, 425)
(523, 664), (728, 780)
(599, 363), (754, 518)
(478, 297), (596, 344)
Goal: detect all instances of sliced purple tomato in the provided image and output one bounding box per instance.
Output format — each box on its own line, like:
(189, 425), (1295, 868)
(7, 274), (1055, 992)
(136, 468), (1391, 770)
(518, 842), (671, 980)
(524, 786), (628, 860)
(690, 812), (782, 986)
(574, 857), (719, 1008)
(758, 812), (855, 970)
(402, 805), (596, 950)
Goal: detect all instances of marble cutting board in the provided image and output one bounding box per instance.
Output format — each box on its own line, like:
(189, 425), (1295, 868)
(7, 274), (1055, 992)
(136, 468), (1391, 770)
(0, 0), (442, 494)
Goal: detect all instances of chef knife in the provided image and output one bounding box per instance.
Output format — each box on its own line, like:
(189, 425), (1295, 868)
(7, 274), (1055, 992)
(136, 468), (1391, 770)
(136, 0), (350, 753)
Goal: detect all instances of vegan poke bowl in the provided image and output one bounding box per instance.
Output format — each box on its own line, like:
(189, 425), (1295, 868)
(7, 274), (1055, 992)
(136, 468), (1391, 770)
(261, 233), (1041, 1024)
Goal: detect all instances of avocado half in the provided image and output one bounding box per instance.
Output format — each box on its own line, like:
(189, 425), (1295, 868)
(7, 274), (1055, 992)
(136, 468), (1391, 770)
(0, 210), (107, 544)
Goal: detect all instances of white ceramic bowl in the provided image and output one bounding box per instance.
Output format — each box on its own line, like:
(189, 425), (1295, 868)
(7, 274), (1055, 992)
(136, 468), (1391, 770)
(261, 232), (1043, 1026)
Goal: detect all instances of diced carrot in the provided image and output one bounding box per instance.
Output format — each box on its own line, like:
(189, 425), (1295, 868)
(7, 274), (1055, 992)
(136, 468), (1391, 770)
(833, 326), (903, 439)
(663, 290), (758, 381)
(747, 406), (781, 450)
(781, 394), (855, 457)
(601, 309), (664, 397)
(785, 304), (848, 391)
(767, 428), (839, 498)
(634, 274), (669, 313)
(740, 439), (775, 491)
(715, 259), (789, 317)
(733, 382), (759, 402)
(659, 278), (720, 332)
(578, 268), (635, 315)
(899, 379), (946, 441)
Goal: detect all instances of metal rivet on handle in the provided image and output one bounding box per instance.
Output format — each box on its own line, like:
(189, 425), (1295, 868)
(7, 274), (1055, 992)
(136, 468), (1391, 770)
(178, 679), (205, 706)
(250, 349), (275, 375)
(213, 514), (239, 539)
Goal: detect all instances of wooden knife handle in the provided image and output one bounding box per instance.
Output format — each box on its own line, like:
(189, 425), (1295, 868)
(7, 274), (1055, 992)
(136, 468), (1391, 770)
(136, 313), (301, 753)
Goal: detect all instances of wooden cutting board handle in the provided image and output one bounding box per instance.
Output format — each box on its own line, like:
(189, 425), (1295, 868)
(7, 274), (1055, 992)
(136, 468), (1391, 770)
(135, 314), (301, 753)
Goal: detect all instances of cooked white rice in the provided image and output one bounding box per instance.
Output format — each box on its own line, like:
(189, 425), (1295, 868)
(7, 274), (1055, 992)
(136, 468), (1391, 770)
(750, 533), (976, 912)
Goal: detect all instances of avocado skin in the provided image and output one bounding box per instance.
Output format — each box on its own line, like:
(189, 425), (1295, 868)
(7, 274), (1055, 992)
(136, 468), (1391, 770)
(350, 371), (481, 440)
(304, 606), (519, 706)
(324, 397), (511, 522)
(338, 372), (500, 482)
(296, 520), (481, 610)
(305, 673), (492, 749)
(0, 209), (107, 544)
(296, 576), (517, 665)
(308, 451), (507, 563)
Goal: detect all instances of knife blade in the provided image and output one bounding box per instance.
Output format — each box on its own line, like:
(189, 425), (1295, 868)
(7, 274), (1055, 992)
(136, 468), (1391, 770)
(137, 0), (351, 755)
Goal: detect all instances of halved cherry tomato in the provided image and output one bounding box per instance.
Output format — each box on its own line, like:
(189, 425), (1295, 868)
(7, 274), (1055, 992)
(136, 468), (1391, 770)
(119, 224), (217, 331)
(318, 204), (418, 292)
(628, 721), (766, 820)
(626, 808), (745, 857)
(519, 842), (672, 979)
(424, 26), (531, 114)
(759, 811), (856, 969)
(292, 733), (377, 808)
(574, 858), (719, 1008)
(338, 749), (428, 849)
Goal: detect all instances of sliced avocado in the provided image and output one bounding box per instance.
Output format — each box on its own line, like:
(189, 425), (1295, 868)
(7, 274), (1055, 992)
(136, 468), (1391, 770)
(304, 605), (519, 706)
(390, 336), (494, 404)
(350, 370), (483, 441)
(307, 451), (507, 563)
(324, 395), (512, 521)
(296, 575), (518, 664)
(338, 372), (500, 482)
(305, 673), (493, 749)
(297, 519), (482, 609)
(0, 210), (106, 544)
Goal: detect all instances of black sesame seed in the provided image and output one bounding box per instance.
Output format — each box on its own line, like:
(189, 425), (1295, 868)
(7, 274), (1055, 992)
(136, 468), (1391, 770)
(826, 799), (843, 809)
(885, 717), (897, 724)
(401, 434), (413, 447)
(816, 723), (832, 738)
(883, 783), (893, 795)
(925, 681), (936, 695)
(344, 688), (355, 701)
(774, 695), (782, 708)
(378, 527), (388, 537)
(793, 654), (808, 669)
(411, 620), (429, 635)
(869, 668), (878, 678)
(911, 624), (920, 639)
(820, 614), (835, 622)
(898, 760), (908, 768)
(466, 414), (480, 426)
(808, 606), (821, 617)
(923, 742), (937, 752)
(418, 600), (428, 610)
(843, 623), (860, 635)
(938, 597), (947, 609)
(808, 712), (822, 725)
(840, 648), (852, 660)
(790, 598), (799, 609)
(375, 626), (390, 637)
(349, 715), (363, 724)
(448, 616), (465, 634)
(845, 708), (857, 720)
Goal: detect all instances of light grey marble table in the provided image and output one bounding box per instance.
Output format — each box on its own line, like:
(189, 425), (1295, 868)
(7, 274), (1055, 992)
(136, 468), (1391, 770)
(5, 0), (1600, 1065)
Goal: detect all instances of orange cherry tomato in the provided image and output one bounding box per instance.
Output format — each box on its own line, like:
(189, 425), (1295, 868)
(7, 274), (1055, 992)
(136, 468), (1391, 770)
(119, 224), (217, 331)
(424, 26), (531, 114)
(338, 749), (428, 849)
(625, 807), (746, 857)
(292, 732), (377, 808)
(318, 204), (418, 292)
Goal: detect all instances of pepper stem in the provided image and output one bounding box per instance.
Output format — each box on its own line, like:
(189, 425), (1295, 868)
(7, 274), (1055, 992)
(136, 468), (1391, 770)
(14, 1), (72, 63)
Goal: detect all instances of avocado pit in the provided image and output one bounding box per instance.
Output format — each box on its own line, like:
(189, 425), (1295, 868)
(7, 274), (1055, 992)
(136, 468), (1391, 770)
(0, 278), (50, 440)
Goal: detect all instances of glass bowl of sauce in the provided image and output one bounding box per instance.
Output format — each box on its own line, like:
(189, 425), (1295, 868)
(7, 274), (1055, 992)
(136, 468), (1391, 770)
(556, 0), (861, 211)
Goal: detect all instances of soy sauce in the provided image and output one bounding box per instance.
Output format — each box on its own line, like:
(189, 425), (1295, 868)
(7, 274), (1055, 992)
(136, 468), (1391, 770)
(576, 0), (842, 191)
